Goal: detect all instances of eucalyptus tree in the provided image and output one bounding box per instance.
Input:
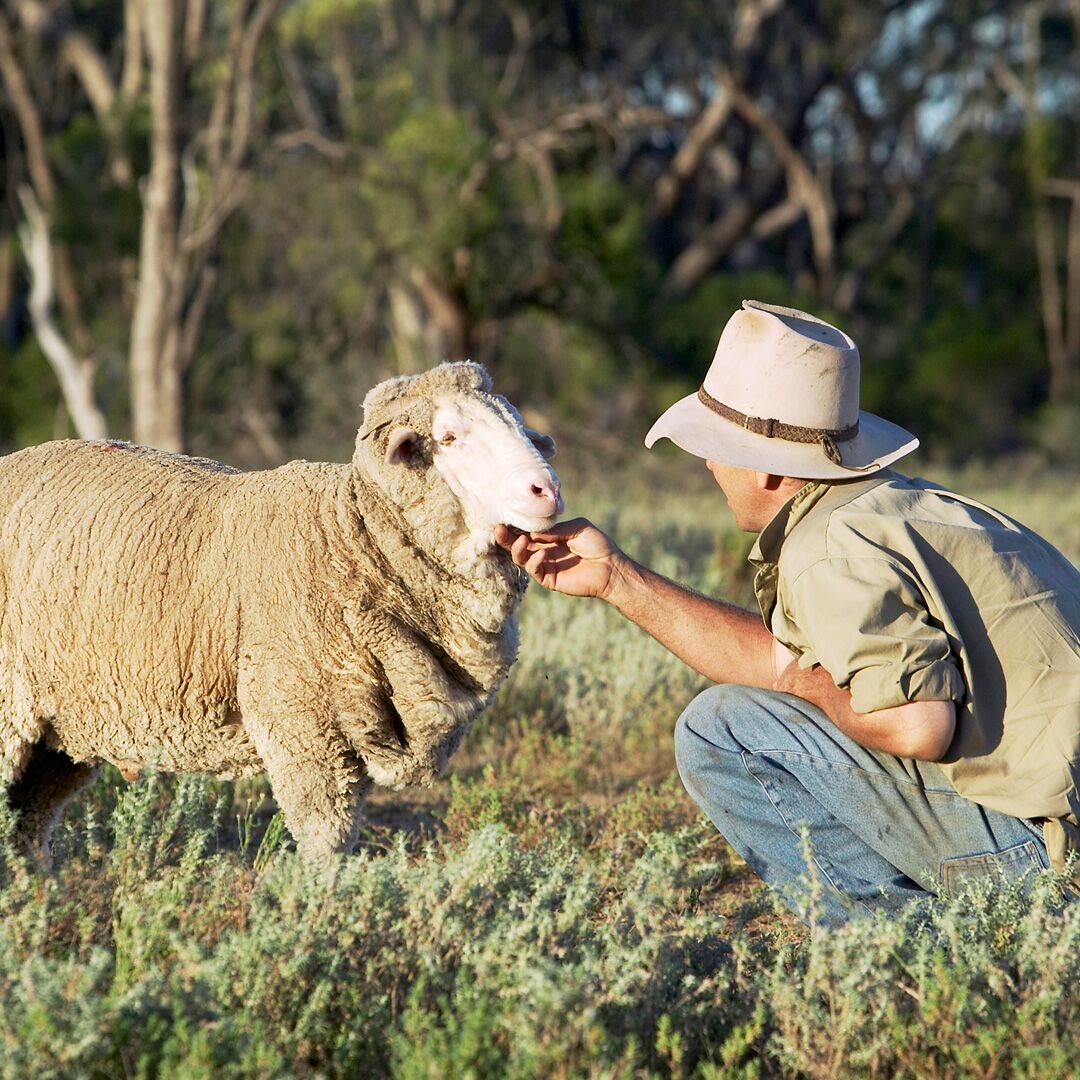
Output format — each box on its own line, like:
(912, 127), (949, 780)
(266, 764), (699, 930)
(1, 0), (282, 449)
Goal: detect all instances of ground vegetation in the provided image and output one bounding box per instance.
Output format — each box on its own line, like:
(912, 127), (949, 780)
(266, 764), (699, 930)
(1, 458), (1078, 1077)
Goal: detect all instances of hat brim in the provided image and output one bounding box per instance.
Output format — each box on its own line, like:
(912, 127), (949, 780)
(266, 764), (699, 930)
(644, 391), (918, 480)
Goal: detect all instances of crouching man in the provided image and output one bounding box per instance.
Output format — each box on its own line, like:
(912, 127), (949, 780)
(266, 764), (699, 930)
(496, 299), (1080, 925)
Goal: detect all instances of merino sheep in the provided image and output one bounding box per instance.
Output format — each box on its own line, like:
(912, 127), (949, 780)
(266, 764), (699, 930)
(0, 361), (562, 861)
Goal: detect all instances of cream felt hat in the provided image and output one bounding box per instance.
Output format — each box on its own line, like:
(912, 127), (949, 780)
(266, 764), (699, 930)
(645, 300), (918, 479)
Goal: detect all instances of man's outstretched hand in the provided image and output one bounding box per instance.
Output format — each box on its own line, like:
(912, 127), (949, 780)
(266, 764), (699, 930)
(495, 518), (626, 600)
(497, 517), (782, 689)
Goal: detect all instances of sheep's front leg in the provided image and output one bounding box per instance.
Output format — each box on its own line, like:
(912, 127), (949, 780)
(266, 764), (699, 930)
(242, 708), (372, 860)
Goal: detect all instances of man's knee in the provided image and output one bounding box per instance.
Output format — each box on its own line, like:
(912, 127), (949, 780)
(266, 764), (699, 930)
(674, 683), (799, 761)
(674, 683), (764, 779)
(673, 685), (807, 841)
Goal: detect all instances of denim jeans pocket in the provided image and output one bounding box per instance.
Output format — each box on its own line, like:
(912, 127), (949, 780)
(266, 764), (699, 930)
(939, 840), (1044, 894)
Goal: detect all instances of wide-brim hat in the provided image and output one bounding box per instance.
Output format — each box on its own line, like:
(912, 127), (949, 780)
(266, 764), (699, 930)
(645, 299), (918, 480)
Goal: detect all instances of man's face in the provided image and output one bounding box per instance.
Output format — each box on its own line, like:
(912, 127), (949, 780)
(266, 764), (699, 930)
(705, 460), (775, 532)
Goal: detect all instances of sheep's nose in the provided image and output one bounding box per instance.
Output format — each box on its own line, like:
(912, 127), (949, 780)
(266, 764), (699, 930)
(528, 476), (563, 513)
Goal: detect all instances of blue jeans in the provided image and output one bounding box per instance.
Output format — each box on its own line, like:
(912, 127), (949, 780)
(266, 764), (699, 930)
(674, 684), (1050, 926)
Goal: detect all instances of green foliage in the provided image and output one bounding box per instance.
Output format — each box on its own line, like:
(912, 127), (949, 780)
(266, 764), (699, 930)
(0, 782), (736, 1077)
(9, 778), (1080, 1076)
(1, 467), (1079, 1074)
(907, 308), (1045, 456)
(4, 0), (1079, 464)
(655, 271), (812, 379)
(1025, 401), (1080, 467)
(362, 109), (489, 268)
(556, 169), (660, 316)
(765, 875), (1080, 1078)
(281, 0), (386, 43)
(0, 343), (63, 452)
(495, 308), (635, 423)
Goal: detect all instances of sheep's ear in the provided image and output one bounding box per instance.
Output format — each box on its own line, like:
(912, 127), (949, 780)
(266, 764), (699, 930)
(526, 428), (556, 460)
(361, 374), (414, 424)
(385, 426), (422, 465)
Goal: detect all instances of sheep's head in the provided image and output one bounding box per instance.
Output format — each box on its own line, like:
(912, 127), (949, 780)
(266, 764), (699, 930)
(355, 362), (563, 539)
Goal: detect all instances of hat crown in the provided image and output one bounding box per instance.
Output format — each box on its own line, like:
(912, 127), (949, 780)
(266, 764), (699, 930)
(703, 300), (860, 430)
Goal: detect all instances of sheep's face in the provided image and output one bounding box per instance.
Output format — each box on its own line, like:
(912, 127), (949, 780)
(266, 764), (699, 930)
(425, 394), (562, 534)
(356, 363), (563, 542)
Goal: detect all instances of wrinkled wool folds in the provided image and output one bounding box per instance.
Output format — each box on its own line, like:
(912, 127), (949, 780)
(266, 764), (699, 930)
(0, 364), (530, 858)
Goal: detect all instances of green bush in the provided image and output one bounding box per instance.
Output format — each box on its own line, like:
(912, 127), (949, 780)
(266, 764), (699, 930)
(2, 466), (1079, 1076)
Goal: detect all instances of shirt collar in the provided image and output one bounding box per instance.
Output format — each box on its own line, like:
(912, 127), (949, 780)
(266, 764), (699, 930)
(748, 481), (832, 569)
(747, 471), (896, 623)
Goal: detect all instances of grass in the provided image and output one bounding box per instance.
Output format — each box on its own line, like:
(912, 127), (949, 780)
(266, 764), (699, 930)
(2, 456), (1080, 1077)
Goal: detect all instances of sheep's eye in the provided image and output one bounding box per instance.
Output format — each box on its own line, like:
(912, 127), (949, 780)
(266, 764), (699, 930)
(439, 433), (457, 446)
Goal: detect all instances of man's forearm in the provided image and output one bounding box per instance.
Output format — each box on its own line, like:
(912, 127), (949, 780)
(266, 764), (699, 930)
(596, 552), (954, 760)
(603, 556), (776, 687)
(776, 662), (956, 761)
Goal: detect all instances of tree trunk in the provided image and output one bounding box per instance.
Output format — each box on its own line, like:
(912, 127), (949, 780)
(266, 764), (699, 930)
(1020, 3), (1080, 403)
(129, 0), (185, 451)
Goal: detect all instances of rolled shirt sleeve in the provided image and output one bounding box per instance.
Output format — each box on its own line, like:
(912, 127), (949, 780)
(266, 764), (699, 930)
(782, 555), (967, 714)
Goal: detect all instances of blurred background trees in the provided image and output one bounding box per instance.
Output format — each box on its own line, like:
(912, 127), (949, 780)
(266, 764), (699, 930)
(1, 0), (1077, 464)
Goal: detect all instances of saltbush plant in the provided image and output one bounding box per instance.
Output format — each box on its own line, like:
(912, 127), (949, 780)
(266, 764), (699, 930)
(1, 463), (1078, 1077)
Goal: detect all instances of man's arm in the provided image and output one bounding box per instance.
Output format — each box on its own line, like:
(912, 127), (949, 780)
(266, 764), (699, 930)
(497, 519), (957, 762)
(605, 555), (777, 687)
(497, 519), (776, 687)
(775, 660), (956, 761)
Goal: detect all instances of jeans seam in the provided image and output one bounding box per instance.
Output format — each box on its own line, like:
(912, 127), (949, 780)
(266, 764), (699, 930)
(740, 749), (877, 917)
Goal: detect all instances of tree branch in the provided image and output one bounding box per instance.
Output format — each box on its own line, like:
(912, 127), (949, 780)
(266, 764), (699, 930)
(654, 84), (733, 217)
(121, 0), (143, 100)
(495, 2), (531, 101)
(278, 45), (328, 134)
(0, 15), (56, 203)
(721, 69), (836, 291)
(270, 128), (348, 161)
(0, 13), (93, 351)
(661, 162), (785, 295)
(188, 0), (280, 254)
(16, 186), (108, 440)
(12, 0), (132, 183)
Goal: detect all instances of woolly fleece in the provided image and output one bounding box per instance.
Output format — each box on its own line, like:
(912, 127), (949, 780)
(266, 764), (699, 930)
(0, 362), (538, 859)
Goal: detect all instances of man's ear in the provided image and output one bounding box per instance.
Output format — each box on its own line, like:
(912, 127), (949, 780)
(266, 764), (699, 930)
(755, 472), (786, 491)
(385, 427), (421, 465)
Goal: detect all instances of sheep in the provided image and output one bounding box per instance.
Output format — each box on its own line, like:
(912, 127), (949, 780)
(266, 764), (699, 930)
(0, 360), (563, 862)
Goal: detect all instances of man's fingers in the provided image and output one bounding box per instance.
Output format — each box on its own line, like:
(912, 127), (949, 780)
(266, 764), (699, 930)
(498, 519), (585, 546)
(509, 533), (533, 567)
(509, 531), (568, 566)
(495, 523), (523, 549)
(524, 548), (583, 584)
(524, 517), (592, 543)
(525, 547), (548, 578)
(501, 516), (602, 591)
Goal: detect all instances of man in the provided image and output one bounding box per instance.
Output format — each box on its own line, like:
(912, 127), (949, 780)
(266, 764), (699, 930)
(495, 299), (1080, 926)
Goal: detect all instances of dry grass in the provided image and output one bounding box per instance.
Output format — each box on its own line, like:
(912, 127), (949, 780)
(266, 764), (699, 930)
(1, 456), (1078, 1076)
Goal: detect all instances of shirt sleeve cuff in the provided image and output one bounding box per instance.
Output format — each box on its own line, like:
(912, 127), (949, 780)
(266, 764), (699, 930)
(848, 659), (965, 714)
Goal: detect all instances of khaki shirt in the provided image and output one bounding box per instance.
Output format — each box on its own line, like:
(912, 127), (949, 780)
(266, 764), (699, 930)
(749, 469), (1080, 873)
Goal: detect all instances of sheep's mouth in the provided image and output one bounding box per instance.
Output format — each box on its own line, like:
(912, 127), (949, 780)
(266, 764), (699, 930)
(502, 504), (563, 533)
